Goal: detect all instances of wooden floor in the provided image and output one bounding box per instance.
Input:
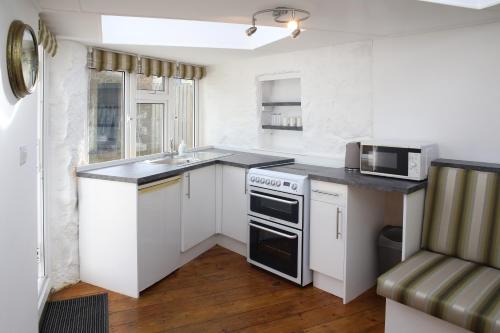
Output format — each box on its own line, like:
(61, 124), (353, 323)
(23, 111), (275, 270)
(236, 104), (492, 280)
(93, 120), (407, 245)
(51, 246), (385, 333)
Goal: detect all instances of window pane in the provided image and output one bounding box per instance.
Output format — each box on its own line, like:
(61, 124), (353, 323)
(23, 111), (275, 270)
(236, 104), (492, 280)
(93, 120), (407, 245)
(137, 74), (165, 91)
(88, 70), (124, 163)
(173, 79), (195, 149)
(136, 103), (164, 156)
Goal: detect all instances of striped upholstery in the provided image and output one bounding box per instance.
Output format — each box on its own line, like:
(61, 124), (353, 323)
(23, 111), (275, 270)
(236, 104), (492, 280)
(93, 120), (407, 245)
(421, 166), (500, 269)
(378, 251), (500, 333)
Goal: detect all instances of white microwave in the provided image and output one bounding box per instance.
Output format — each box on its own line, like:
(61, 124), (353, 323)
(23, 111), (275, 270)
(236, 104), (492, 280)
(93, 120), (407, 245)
(360, 140), (439, 181)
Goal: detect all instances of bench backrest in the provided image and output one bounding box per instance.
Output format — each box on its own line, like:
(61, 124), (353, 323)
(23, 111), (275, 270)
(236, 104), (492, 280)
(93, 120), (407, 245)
(421, 159), (500, 269)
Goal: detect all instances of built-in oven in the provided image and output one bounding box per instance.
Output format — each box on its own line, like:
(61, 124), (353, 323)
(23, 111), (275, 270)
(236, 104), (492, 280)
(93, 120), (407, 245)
(248, 186), (303, 229)
(247, 215), (303, 285)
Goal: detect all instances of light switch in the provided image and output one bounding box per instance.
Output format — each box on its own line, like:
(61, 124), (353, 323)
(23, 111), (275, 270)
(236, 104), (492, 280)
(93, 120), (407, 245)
(19, 145), (27, 166)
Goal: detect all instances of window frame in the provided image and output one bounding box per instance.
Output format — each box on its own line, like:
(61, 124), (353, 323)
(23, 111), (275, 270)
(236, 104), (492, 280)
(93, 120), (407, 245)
(85, 70), (198, 165)
(129, 74), (171, 158)
(86, 69), (128, 164)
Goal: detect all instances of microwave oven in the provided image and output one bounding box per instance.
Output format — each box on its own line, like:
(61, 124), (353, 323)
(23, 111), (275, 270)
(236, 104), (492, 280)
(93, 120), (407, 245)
(360, 140), (438, 181)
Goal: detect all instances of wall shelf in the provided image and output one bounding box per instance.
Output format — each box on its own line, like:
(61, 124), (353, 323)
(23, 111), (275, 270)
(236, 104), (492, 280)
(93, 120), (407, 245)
(262, 125), (303, 131)
(262, 102), (301, 107)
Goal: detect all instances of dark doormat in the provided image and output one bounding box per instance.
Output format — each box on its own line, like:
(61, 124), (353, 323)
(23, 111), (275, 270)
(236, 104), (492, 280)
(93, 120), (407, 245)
(40, 293), (109, 333)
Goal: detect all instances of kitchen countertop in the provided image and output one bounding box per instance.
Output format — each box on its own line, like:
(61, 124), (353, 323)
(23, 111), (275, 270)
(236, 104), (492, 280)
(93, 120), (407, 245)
(264, 163), (427, 194)
(76, 148), (294, 185)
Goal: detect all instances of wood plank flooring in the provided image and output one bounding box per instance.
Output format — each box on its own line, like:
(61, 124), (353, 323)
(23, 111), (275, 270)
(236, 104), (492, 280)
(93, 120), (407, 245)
(50, 245), (385, 333)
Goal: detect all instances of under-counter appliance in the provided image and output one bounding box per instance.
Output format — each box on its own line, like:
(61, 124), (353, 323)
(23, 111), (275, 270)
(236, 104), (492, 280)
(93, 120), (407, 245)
(360, 140), (438, 181)
(247, 167), (313, 286)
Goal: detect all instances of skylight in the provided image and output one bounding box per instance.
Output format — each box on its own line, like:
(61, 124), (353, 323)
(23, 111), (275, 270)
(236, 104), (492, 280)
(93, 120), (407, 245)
(419, 0), (500, 9)
(101, 15), (291, 50)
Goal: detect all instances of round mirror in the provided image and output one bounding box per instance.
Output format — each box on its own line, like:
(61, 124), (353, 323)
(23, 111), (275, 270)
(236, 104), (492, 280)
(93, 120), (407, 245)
(7, 20), (39, 99)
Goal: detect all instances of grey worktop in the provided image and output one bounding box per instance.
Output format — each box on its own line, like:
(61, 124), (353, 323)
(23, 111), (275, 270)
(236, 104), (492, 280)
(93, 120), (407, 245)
(76, 149), (293, 185)
(264, 163), (427, 194)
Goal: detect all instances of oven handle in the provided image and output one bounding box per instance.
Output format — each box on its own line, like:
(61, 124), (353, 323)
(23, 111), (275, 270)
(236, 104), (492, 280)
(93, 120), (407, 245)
(249, 191), (298, 205)
(249, 223), (298, 239)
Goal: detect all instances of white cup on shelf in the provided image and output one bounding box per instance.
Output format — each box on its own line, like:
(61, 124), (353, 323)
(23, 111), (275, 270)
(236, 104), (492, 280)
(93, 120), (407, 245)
(296, 116), (302, 127)
(289, 117), (297, 127)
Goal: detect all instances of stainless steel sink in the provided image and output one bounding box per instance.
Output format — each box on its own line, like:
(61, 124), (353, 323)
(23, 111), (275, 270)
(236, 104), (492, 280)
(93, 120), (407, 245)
(145, 157), (199, 166)
(143, 151), (233, 166)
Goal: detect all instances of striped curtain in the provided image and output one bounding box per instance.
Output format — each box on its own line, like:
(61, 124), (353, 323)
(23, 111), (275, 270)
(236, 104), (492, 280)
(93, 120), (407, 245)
(87, 48), (137, 73)
(137, 57), (175, 77)
(176, 64), (205, 80)
(38, 19), (57, 57)
(87, 47), (206, 79)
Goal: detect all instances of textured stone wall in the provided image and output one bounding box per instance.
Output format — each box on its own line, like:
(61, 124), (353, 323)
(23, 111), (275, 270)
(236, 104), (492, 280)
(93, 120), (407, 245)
(199, 41), (373, 162)
(46, 40), (87, 290)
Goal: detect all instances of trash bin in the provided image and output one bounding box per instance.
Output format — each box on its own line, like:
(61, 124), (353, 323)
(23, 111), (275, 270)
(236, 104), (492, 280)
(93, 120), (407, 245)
(378, 226), (402, 275)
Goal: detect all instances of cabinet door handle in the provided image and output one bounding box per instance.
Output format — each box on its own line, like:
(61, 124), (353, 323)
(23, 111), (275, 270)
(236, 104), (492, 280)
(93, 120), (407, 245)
(312, 189), (340, 197)
(336, 207), (342, 239)
(186, 173), (191, 198)
(244, 169), (248, 194)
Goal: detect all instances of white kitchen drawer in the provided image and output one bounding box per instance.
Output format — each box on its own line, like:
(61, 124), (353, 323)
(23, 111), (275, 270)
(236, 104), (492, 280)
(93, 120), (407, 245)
(311, 180), (347, 206)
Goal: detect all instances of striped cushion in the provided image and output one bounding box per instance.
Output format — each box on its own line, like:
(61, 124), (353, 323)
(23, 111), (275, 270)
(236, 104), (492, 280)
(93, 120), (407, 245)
(422, 166), (500, 268)
(377, 251), (500, 333)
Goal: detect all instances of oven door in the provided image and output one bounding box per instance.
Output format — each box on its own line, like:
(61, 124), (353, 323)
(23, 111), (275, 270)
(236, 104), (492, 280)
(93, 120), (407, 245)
(248, 186), (303, 229)
(360, 145), (418, 177)
(247, 216), (302, 284)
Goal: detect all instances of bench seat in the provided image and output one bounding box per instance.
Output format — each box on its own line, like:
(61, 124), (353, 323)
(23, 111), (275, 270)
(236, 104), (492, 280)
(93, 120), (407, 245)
(377, 250), (500, 333)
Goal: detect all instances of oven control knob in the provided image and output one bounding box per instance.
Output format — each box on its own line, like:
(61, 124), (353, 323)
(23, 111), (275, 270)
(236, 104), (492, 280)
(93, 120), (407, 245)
(265, 179), (271, 185)
(291, 183), (298, 190)
(271, 180), (276, 186)
(250, 176), (255, 182)
(276, 181), (281, 187)
(260, 178), (265, 184)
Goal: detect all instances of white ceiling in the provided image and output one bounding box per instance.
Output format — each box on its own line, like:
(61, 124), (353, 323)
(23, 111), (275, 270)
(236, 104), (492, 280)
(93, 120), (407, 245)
(39, 0), (500, 65)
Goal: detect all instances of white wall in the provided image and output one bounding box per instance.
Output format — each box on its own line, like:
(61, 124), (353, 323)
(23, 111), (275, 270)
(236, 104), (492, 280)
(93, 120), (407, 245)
(46, 40), (87, 290)
(0, 0), (40, 331)
(373, 22), (500, 163)
(199, 41), (373, 163)
(201, 22), (500, 165)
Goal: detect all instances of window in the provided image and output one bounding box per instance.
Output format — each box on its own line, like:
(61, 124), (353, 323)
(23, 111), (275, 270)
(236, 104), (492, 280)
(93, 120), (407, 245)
(137, 74), (165, 92)
(87, 70), (197, 164)
(172, 79), (195, 149)
(136, 103), (164, 156)
(88, 70), (125, 163)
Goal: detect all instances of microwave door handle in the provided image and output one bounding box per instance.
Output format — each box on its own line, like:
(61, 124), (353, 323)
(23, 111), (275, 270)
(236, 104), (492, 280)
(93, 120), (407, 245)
(249, 223), (298, 239)
(249, 192), (298, 205)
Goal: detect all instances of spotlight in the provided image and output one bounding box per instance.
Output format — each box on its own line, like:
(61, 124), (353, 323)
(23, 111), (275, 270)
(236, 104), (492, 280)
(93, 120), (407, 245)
(245, 7), (310, 39)
(246, 25), (257, 36)
(287, 19), (298, 30)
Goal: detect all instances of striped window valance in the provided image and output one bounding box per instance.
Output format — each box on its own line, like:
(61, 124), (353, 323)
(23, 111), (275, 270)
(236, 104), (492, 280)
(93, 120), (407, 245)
(177, 64), (205, 80)
(138, 57), (175, 78)
(87, 48), (137, 73)
(38, 19), (57, 57)
(87, 47), (206, 79)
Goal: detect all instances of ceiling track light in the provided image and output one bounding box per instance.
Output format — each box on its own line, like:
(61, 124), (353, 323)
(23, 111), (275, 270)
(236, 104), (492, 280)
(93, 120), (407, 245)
(246, 6), (310, 39)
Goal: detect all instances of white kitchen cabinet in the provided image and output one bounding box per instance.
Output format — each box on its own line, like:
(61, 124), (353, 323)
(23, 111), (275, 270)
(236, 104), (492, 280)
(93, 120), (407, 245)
(79, 176), (181, 298)
(309, 180), (388, 304)
(181, 165), (217, 251)
(310, 199), (345, 281)
(221, 165), (248, 243)
(137, 177), (181, 291)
